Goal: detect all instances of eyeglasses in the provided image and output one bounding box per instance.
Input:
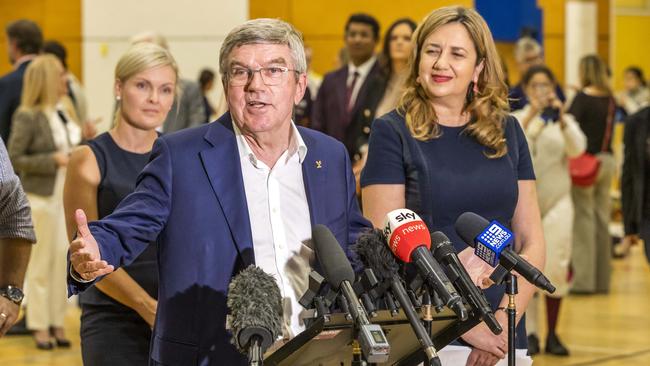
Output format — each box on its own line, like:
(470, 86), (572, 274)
(228, 66), (298, 86)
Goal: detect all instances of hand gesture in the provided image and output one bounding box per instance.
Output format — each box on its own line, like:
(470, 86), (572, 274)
(69, 209), (114, 281)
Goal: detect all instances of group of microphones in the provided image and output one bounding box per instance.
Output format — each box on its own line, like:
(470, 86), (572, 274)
(227, 209), (556, 365)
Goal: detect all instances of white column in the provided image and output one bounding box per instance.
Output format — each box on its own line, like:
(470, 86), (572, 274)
(565, 0), (598, 95)
(82, 0), (248, 132)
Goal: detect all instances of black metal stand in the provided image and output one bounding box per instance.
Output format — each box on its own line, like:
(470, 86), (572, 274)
(505, 273), (518, 366)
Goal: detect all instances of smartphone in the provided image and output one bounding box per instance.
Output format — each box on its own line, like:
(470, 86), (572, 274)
(541, 106), (560, 123)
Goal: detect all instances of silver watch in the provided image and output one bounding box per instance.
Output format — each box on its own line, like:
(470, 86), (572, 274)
(0, 285), (24, 305)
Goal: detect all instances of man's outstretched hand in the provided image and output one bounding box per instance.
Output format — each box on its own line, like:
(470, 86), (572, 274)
(69, 209), (114, 281)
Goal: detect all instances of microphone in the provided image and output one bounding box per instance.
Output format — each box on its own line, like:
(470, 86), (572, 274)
(430, 231), (502, 335)
(312, 225), (390, 363)
(383, 209), (468, 320)
(454, 212), (555, 293)
(355, 229), (442, 366)
(227, 265), (283, 366)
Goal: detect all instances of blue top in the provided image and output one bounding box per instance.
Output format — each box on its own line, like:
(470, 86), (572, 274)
(79, 132), (158, 307)
(361, 110), (535, 348)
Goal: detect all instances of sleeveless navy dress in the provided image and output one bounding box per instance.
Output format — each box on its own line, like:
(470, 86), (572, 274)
(79, 132), (158, 365)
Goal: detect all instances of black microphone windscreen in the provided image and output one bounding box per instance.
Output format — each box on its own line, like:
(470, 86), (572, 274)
(312, 224), (355, 290)
(454, 212), (490, 248)
(227, 265), (283, 352)
(354, 228), (400, 280)
(430, 231), (455, 259)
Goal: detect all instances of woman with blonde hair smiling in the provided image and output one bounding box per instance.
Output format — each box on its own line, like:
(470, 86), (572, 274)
(63, 42), (178, 365)
(361, 6), (544, 365)
(8, 54), (81, 349)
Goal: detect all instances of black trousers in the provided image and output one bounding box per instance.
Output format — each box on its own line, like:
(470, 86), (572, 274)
(80, 303), (152, 366)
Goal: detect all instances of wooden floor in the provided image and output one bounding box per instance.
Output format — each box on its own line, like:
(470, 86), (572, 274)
(1, 246), (649, 365)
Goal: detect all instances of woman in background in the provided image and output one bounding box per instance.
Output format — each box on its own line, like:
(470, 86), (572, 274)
(512, 65), (586, 356)
(617, 66), (649, 116)
(361, 7), (544, 365)
(568, 54), (616, 294)
(374, 18), (417, 117)
(8, 54), (81, 349)
(63, 43), (178, 365)
(353, 18), (417, 193)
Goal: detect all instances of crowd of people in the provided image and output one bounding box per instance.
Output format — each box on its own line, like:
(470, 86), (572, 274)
(0, 6), (648, 366)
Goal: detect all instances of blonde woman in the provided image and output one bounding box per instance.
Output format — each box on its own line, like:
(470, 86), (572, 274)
(361, 7), (544, 365)
(568, 55), (617, 294)
(8, 54), (81, 349)
(63, 43), (178, 365)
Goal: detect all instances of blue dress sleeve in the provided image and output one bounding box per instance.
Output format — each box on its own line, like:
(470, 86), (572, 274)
(508, 116), (536, 180)
(360, 115), (406, 186)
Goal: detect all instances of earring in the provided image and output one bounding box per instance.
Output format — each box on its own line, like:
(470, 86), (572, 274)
(116, 95), (121, 101)
(466, 81), (475, 103)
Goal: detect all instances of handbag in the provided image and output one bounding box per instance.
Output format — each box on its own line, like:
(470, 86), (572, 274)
(569, 98), (614, 187)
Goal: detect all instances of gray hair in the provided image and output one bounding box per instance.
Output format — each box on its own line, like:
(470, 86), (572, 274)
(130, 31), (170, 50)
(219, 18), (306, 83)
(514, 37), (542, 62)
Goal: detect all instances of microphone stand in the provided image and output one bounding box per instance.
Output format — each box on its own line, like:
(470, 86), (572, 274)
(490, 266), (518, 366)
(351, 339), (364, 366)
(505, 273), (518, 366)
(421, 288), (433, 337)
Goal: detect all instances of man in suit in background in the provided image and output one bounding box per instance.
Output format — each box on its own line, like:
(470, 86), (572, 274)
(0, 19), (42, 143)
(67, 18), (369, 365)
(312, 13), (385, 162)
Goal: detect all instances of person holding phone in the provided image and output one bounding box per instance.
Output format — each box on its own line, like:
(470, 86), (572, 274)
(511, 65), (586, 356)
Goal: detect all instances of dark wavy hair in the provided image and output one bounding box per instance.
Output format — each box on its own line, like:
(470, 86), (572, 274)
(380, 18), (417, 79)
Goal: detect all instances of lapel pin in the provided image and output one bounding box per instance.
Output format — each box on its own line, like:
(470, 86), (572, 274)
(316, 160), (322, 169)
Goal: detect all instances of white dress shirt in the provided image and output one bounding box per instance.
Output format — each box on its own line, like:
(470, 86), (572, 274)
(234, 121), (313, 339)
(347, 56), (377, 109)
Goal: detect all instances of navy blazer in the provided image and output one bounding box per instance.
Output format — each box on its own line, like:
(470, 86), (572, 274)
(0, 61), (30, 143)
(68, 112), (370, 365)
(312, 60), (386, 158)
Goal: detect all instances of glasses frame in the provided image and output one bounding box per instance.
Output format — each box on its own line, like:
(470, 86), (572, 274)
(227, 66), (300, 87)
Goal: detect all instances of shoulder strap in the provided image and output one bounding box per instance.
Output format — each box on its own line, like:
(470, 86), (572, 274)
(601, 98), (615, 152)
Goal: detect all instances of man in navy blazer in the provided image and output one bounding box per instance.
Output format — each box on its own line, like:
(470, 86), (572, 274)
(311, 13), (386, 161)
(67, 19), (370, 365)
(0, 20), (42, 143)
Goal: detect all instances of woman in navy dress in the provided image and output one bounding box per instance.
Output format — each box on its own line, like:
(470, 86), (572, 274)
(63, 43), (178, 365)
(361, 6), (545, 366)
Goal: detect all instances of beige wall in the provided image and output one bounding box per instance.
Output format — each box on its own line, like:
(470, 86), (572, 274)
(613, 1), (650, 90)
(82, 0), (247, 131)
